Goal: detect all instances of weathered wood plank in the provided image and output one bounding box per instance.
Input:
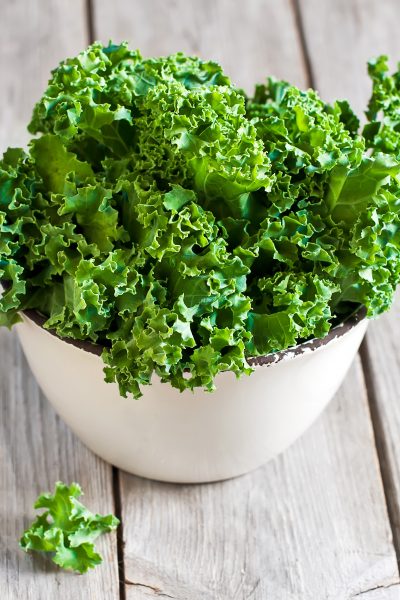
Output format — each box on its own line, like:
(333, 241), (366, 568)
(92, 0), (308, 91)
(0, 330), (119, 598)
(361, 301), (400, 553)
(298, 0), (400, 114)
(0, 2), (120, 598)
(93, 1), (399, 597)
(0, 0), (86, 151)
(298, 0), (400, 561)
(118, 360), (399, 600)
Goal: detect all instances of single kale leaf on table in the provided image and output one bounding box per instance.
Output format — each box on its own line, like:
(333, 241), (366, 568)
(20, 482), (119, 573)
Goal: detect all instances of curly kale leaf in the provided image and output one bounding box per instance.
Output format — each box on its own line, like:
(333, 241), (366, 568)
(20, 482), (119, 573)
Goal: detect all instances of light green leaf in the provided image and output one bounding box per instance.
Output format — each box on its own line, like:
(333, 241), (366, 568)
(20, 482), (119, 574)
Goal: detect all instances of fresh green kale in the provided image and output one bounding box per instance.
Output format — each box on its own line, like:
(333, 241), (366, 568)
(20, 482), (119, 573)
(1, 43), (400, 397)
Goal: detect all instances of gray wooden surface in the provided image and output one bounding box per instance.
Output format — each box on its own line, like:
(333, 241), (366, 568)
(1, 1), (400, 598)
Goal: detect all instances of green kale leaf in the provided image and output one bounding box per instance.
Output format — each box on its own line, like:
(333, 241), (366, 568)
(20, 482), (119, 574)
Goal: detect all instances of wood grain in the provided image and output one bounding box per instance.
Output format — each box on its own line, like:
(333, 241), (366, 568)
(118, 359), (399, 600)
(92, 0), (308, 92)
(350, 585), (400, 600)
(0, 0), (88, 151)
(298, 0), (400, 114)
(0, 2), (120, 598)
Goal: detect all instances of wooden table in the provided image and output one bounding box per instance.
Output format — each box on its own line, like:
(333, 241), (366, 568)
(1, 1), (400, 598)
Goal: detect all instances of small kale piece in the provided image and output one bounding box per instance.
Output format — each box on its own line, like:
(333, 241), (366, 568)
(20, 482), (119, 574)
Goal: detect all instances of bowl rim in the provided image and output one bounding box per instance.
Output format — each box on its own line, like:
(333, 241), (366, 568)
(19, 304), (367, 367)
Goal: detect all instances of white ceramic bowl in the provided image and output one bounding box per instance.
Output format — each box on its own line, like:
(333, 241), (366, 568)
(14, 308), (368, 483)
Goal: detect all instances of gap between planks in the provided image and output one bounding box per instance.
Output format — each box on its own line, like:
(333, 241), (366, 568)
(113, 466), (127, 600)
(290, 0), (315, 89)
(360, 340), (400, 566)
(86, 0), (96, 45)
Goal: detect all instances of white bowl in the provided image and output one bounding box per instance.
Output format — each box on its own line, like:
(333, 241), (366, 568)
(15, 310), (367, 483)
